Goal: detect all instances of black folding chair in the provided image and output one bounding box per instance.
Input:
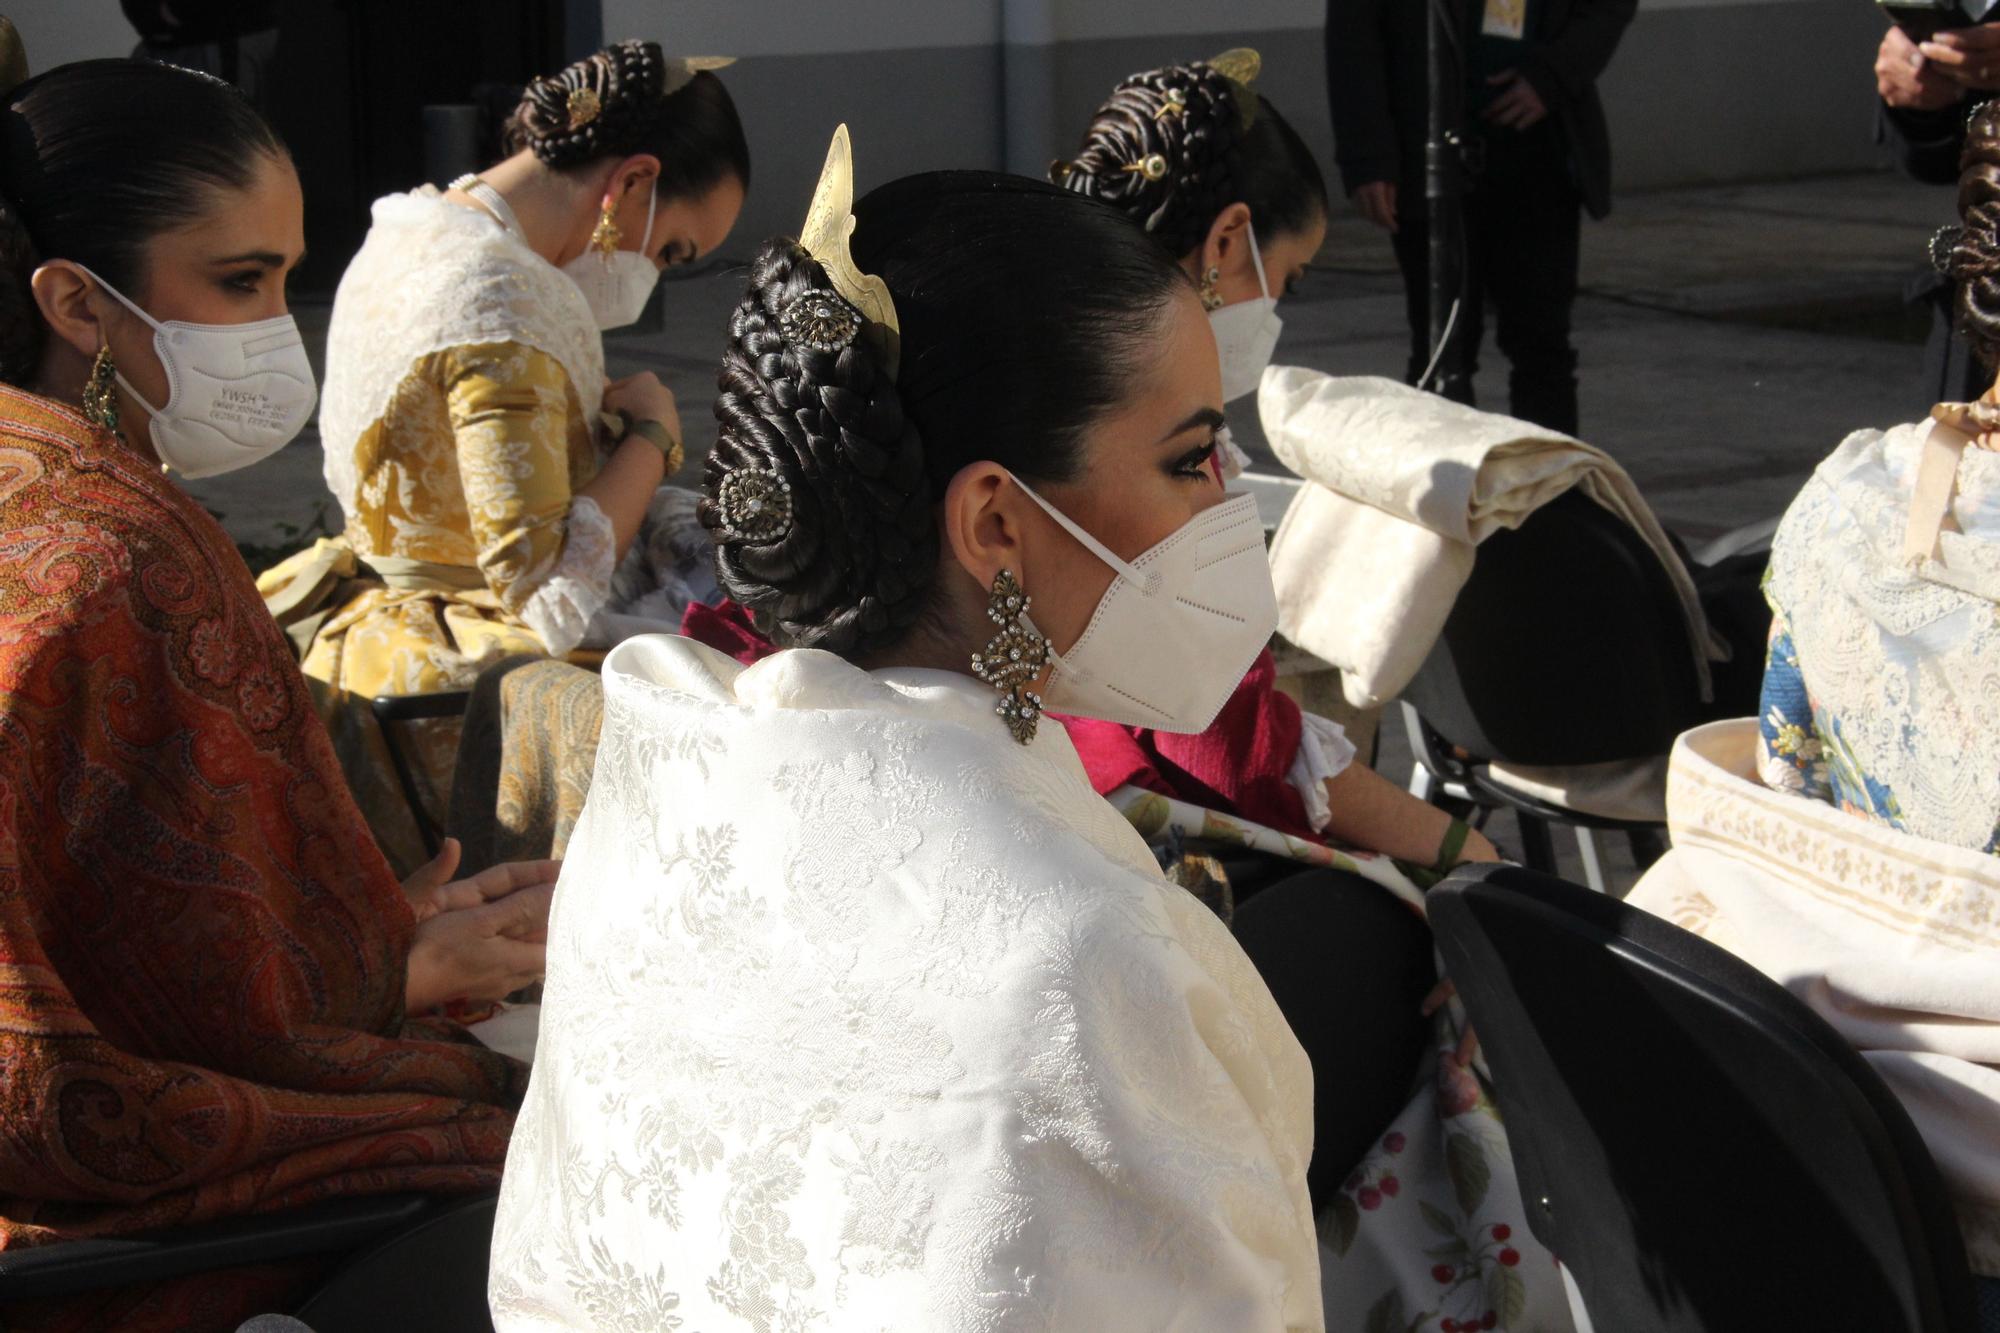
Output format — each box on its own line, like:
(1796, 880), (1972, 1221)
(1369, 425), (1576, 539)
(371, 690), (472, 859)
(0, 1192), (497, 1332)
(1429, 863), (1977, 1332)
(1401, 490), (1713, 887)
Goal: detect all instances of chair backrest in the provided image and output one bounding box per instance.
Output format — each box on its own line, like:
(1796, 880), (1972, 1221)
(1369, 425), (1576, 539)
(1403, 489), (1704, 766)
(1429, 864), (1976, 1333)
(292, 1192), (498, 1333)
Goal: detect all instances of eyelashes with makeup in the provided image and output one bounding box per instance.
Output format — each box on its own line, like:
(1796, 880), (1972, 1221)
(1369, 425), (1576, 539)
(1170, 437), (1219, 481)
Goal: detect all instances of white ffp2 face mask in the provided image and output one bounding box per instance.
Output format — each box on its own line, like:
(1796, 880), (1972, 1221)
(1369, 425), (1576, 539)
(1207, 224), (1284, 404)
(562, 185), (662, 329)
(79, 265), (317, 479)
(1015, 477), (1277, 733)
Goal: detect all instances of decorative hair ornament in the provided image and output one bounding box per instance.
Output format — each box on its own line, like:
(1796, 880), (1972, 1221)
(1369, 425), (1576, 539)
(797, 124), (902, 375)
(1204, 47), (1264, 130)
(1932, 224), (1967, 277)
(566, 85), (601, 130)
(714, 465), (794, 544)
(970, 570), (1049, 745)
(1122, 154), (1170, 182)
(1155, 88), (1188, 121)
(662, 54), (736, 97)
(779, 290), (864, 354)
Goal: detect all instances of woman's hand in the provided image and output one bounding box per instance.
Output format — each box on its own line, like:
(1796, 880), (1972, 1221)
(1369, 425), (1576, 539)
(601, 371), (681, 443)
(403, 839), (559, 1012)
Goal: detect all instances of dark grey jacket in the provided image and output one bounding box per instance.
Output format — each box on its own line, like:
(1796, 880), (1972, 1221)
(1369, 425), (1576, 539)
(1324, 0), (1637, 219)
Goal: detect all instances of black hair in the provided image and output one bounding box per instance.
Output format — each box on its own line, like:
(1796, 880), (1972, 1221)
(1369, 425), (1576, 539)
(0, 58), (287, 386)
(504, 40), (750, 201)
(1056, 60), (1329, 259)
(1946, 99), (2000, 368)
(701, 171), (1191, 659)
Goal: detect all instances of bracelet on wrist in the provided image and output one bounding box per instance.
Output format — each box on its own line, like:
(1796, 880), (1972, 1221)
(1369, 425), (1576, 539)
(609, 410), (683, 474)
(1430, 817), (1472, 876)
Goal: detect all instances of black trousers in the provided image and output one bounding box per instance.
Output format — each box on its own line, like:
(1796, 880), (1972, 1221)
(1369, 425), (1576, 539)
(1226, 857), (1437, 1213)
(1391, 120), (1583, 436)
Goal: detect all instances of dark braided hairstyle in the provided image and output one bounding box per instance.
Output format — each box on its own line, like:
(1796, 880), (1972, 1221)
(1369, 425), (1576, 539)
(1945, 100), (2000, 369)
(1057, 59), (1327, 261)
(703, 172), (1190, 660)
(0, 59), (287, 386)
(504, 39), (749, 200)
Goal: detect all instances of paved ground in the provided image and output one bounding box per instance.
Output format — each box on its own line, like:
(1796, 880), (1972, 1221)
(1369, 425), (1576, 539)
(192, 168), (1958, 890)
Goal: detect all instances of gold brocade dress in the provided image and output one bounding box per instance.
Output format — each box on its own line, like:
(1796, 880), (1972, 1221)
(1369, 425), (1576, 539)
(260, 185), (620, 873)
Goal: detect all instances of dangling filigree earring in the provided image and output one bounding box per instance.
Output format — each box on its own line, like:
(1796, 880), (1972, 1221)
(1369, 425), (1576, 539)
(970, 569), (1049, 745)
(81, 343), (120, 437)
(588, 198), (622, 258)
(1199, 265), (1224, 311)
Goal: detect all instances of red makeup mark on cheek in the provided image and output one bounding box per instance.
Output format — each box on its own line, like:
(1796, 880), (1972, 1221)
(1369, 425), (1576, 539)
(1210, 451), (1225, 484)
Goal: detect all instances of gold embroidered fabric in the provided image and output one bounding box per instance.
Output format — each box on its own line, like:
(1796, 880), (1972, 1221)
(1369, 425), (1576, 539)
(260, 339), (611, 871)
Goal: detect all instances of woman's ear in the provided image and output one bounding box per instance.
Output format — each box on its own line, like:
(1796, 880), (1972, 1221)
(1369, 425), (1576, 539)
(29, 261), (107, 361)
(608, 153), (661, 203)
(1201, 201), (1255, 281)
(940, 460), (1026, 589)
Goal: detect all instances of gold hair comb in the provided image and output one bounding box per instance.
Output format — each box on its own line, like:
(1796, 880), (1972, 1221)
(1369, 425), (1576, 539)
(797, 124), (901, 376)
(1205, 47), (1263, 129)
(663, 54), (736, 97)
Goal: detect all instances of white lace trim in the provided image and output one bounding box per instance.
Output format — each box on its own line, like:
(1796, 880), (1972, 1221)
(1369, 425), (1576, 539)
(1287, 710), (1357, 832)
(320, 187), (606, 523)
(1770, 424), (2000, 849)
(517, 494), (615, 659)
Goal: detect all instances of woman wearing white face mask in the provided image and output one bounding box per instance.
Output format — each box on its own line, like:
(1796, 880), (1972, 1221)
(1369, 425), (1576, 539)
(492, 142), (1337, 1329)
(1053, 50), (1519, 1211)
(0, 58), (559, 1331)
(262, 39), (748, 871)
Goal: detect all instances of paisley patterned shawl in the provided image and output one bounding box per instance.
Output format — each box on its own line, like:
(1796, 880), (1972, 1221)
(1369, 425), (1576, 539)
(0, 386), (524, 1330)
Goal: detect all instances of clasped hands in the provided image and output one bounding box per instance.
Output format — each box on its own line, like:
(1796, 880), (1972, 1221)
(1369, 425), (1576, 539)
(402, 837), (558, 1014)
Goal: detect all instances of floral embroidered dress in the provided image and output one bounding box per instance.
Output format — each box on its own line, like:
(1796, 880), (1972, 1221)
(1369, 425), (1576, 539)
(1757, 417), (2000, 851)
(260, 187), (619, 870)
(0, 386), (524, 1332)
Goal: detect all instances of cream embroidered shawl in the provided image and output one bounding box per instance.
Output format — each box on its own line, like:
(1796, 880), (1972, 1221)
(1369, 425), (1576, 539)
(319, 187), (606, 524)
(1261, 368), (1719, 709)
(1630, 720), (2000, 1277)
(487, 636), (1323, 1331)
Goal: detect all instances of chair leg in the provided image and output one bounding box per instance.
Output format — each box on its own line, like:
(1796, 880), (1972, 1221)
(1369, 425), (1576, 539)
(1515, 814), (1557, 874)
(1409, 762), (1439, 803)
(1573, 826), (1607, 894)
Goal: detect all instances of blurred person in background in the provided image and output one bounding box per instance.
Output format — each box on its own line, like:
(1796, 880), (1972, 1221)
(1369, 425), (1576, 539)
(1326, 0), (1635, 435)
(1876, 13), (2000, 401)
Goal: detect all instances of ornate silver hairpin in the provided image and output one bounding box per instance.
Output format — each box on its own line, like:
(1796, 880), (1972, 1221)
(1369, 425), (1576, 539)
(1932, 224), (1966, 276)
(779, 290), (863, 354)
(715, 466), (793, 544)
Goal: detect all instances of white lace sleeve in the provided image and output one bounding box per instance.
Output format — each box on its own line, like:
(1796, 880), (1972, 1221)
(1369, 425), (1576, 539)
(517, 495), (616, 659)
(1288, 710), (1358, 832)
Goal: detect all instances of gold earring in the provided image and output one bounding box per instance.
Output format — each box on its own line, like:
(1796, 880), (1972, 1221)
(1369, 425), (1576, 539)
(81, 343), (120, 437)
(970, 569), (1049, 745)
(588, 199), (622, 258)
(1200, 266), (1224, 311)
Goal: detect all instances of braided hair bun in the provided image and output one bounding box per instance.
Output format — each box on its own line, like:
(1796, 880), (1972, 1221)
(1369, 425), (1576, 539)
(508, 40), (674, 169)
(1058, 62), (1247, 258)
(703, 240), (932, 657)
(1947, 100), (2000, 369)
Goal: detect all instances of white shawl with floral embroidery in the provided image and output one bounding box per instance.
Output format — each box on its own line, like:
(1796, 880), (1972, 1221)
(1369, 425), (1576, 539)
(488, 635), (1323, 1330)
